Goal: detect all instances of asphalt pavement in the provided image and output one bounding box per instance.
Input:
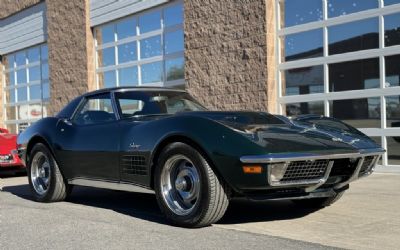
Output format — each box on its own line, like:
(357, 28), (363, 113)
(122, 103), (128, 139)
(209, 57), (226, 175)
(1, 173), (399, 250)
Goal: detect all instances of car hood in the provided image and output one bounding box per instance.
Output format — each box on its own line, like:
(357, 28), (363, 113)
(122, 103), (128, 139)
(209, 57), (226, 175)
(0, 133), (17, 154)
(180, 111), (379, 153)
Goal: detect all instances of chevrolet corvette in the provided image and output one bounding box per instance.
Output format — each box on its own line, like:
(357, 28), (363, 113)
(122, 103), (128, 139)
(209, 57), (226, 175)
(17, 87), (384, 227)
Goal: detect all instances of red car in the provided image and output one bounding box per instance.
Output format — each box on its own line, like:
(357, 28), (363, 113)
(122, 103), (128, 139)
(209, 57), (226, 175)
(0, 128), (25, 174)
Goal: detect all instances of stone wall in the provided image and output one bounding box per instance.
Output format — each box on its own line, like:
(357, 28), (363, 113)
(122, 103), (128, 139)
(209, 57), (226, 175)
(46, 0), (95, 115)
(0, 0), (42, 19)
(184, 0), (272, 111)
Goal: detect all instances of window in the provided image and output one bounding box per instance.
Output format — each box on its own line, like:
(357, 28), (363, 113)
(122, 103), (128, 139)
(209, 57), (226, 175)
(94, 2), (184, 89)
(328, 18), (379, 55)
(285, 101), (324, 116)
(385, 55), (400, 87)
(74, 94), (116, 125)
(115, 91), (205, 118)
(386, 96), (400, 127)
(277, 0), (400, 166)
(329, 58), (380, 92)
(119, 99), (145, 118)
(283, 65), (324, 96)
(281, 0), (323, 28)
(385, 0), (400, 6)
(2, 44), (49, 133)
(328, 0), (378, 18)
(384, 13), (400, 47)
(283, 29), (323, 62)
(329, 98), (381, 128)
(387, 137), (400, 165)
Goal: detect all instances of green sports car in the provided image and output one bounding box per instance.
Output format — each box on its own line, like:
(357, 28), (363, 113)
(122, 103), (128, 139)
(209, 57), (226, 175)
(17, 87), (384, 227)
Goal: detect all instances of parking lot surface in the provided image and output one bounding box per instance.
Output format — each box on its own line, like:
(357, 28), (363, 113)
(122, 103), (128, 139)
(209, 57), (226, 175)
(0, 173), (399, 250)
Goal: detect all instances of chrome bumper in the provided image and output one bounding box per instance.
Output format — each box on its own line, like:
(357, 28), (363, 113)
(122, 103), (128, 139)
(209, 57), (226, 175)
(240, 148), (385, 192)
(240, 148), (385, 164)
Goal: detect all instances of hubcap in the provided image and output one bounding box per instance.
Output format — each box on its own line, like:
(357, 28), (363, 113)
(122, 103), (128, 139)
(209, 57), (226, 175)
(160, 155), (200, 216)
(31, 152), (51, 195)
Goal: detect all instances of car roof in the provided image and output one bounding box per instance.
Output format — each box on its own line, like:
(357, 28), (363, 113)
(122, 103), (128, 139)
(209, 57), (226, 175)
(82, 86), (187, 97)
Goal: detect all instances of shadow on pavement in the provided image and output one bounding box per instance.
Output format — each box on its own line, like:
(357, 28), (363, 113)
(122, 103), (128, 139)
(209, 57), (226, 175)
(0, 171), (27, 179)
(219, 199), (318, 224)
(2, 183), (168, 225)
(2, 182), (317, 226)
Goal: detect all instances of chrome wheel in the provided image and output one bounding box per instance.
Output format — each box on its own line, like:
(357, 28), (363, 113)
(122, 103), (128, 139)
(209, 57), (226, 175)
(30, 152), (51, 195)
(160, 155), (200, 216)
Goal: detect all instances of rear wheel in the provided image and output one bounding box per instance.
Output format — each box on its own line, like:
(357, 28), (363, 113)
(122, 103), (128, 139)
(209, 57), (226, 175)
(154, 142), (229, 228)
(292, 190), (345, 208)
(27, 143), (71, 202)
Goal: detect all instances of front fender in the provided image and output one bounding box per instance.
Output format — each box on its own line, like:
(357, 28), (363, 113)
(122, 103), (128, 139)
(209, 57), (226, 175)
(17, 117), (60, 165)
(119, 116), (267, 191)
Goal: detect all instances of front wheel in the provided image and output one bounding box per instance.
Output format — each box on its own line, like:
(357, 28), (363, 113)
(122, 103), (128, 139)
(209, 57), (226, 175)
(27, 143), (71, 202)
(154, 142), (229, 228)
(291, 190), (345, 208)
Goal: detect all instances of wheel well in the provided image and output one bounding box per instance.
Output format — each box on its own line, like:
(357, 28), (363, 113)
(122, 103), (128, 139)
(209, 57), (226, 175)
(26, 136), (52, 163)
(150, 135), (222, 189)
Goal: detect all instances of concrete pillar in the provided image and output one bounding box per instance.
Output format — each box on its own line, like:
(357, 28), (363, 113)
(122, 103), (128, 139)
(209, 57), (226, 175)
(0, 58), (4, 129)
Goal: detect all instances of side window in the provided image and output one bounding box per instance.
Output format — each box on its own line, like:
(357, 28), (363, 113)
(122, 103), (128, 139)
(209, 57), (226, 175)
(119, 99), (145, 118)
(73, 93), (116, 125)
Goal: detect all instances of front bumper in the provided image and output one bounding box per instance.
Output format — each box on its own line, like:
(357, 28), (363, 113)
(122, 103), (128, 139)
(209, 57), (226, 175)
(239, 148), (385, 195)
(0, 152), (25, 168)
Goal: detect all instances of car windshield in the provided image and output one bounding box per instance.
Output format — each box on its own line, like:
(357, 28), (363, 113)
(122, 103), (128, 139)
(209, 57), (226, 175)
(115, 90), (206, 119)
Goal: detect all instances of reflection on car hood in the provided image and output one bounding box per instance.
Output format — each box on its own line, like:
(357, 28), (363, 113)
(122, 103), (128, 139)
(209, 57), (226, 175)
(180, 111), (379, 152)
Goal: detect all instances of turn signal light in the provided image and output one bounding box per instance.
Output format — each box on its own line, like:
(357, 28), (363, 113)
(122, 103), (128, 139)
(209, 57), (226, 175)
(242, 166), (263, 174)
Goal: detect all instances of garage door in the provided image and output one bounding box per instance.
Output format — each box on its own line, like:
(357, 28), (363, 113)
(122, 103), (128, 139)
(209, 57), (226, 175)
(0, 2), (47, 55)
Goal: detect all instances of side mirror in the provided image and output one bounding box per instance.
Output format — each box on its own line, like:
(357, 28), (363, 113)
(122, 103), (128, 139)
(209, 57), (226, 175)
(61, 118), (73, 126)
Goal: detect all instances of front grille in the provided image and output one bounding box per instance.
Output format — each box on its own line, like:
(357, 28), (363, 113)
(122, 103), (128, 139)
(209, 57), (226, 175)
(280, 160), (330, 183)
(359, 156), (375, 175)
(121, 155), (147, 175)
(330, 158), (358, 177)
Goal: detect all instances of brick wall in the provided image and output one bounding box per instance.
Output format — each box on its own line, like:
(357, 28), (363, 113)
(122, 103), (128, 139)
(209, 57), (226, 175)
(184, 0), (274, 111)
(0, 0), (42, 19)
(46, 0), (95, 115)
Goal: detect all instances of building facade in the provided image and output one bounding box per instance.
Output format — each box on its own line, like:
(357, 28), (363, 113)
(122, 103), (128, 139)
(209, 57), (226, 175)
(0, 0), (399, 167)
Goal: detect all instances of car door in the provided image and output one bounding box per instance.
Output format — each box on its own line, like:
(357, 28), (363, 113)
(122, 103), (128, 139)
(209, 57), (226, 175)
(56, 93), (120, 181)
(113, 93), (150, 185)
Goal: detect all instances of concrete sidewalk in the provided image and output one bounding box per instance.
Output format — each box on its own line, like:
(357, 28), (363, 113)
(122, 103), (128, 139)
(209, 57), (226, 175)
(216, 173), (400, 250)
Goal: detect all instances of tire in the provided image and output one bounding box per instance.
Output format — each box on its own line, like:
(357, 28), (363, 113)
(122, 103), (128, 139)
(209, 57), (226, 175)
(27, 143), (71, 202)
(154, 142), (230, 228)
(292, 190), (345, 208)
